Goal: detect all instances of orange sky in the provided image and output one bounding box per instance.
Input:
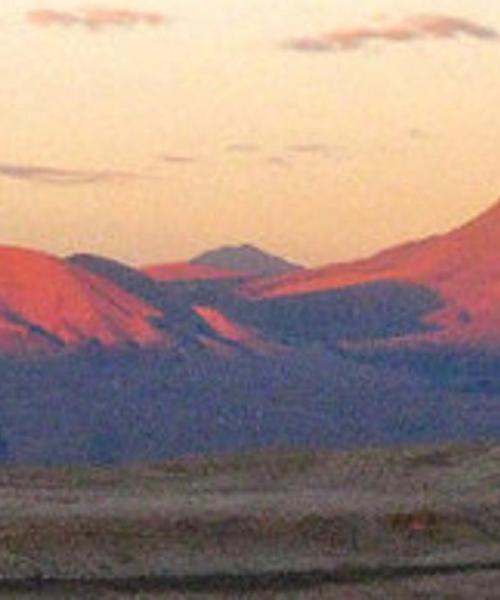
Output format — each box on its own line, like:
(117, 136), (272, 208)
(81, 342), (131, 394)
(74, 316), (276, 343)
(1, 1), (499, 266)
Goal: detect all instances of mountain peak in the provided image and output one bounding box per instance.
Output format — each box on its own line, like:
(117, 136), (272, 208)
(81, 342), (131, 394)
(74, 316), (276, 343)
(192, 244), (302, 277)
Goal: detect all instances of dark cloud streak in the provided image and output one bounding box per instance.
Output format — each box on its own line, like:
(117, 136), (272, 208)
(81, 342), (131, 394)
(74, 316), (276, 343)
(266, 156), (291, 168)
(285, 14), (499, 53)
(0, 163), (148, 185)
(287, 144), (329, 155)
(27, 8), (169, 31)
(226, 144), (261, 154)
(160, 155), (197, 164)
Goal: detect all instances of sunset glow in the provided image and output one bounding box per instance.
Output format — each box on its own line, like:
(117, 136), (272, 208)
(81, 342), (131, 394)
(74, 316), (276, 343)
(2, 1), (499, 265)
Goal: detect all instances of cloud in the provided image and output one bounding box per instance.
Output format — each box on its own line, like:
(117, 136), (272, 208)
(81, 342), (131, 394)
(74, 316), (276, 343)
(266, 156), (291, 168)
(160, 155), (197, 164)
(285, 14), (498, 53)
(408, 128), (428, 140)
(226, 144), (260, 154)
(0, 163), (147, 185)
(27, 8), (169, 31)
(287, 144), (329, 155)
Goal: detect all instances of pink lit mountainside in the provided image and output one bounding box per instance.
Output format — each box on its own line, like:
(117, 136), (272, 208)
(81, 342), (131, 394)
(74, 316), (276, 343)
(244, 199), (500, 350)
(0, 201), (499, 464)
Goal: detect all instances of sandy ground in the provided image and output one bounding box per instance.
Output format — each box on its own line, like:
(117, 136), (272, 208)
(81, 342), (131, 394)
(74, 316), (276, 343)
(1, 442), (500, 597)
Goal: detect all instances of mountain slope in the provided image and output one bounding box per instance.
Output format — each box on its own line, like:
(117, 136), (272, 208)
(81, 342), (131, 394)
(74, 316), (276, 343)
(68, 253), (277, 355)
(68, 253), (166, 308)
(243, 200), (500, 349)
(0, 246), (167, 354)
(143, 262), (248, 282)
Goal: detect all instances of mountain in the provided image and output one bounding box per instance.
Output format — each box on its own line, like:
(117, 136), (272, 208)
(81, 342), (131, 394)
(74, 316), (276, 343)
(143, 262), (248, 282)
(68, 253), (278, 356)
(69, 253), (166, 307)
(0, 246), (167, 354)
(192, 244), (302, 277)
(1, 203), (499, 465)
(243, 200), (500, 350)
(0, 340), (441, 464)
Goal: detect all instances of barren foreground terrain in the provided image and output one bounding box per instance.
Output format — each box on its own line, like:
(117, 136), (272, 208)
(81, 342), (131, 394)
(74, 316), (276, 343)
(1, 442), (500, 598)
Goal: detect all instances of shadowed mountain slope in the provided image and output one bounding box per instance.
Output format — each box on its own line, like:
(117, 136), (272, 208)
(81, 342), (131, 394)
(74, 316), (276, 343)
(68, 253), (167, 308)
(229, 281), (444, 348)
(1, 341), (498, 464)
(143, 262), (248, 282)
(68, 253), (277, 356)
(243, 200), (500, 349)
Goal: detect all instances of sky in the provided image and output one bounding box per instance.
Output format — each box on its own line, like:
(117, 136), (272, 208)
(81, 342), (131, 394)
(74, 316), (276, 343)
(1, 1), (499, 266)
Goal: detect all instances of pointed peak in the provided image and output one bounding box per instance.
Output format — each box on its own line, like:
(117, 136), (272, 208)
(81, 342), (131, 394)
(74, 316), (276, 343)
(192, 244), (302, 277)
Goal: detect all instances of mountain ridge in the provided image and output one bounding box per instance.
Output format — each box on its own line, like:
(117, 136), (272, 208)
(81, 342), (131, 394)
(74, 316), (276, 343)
(241, 198), (500, 349)
(0, 201), (499, 464)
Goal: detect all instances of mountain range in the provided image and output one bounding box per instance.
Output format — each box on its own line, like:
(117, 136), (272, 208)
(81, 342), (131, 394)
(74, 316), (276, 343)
(0, 200), (499, 464)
